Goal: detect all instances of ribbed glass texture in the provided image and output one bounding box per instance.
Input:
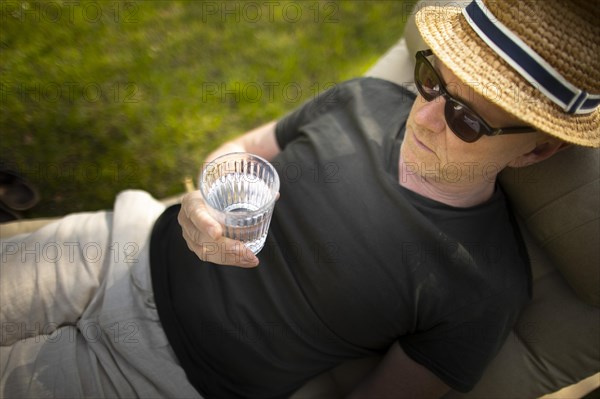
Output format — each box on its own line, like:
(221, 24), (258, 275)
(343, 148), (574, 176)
(200, 153), (280, 254)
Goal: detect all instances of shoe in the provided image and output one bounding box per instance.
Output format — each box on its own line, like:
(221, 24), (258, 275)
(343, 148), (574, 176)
(0, 169), (40, 211)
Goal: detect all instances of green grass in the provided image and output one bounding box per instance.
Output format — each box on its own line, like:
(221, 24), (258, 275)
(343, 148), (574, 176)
(1, 0), (410, 218)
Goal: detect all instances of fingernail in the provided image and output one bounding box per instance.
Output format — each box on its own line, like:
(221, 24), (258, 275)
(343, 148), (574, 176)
(244, 255), (259, 267)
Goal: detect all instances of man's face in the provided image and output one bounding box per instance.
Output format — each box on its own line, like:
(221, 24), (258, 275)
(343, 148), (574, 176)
(401, 58), (541, 186)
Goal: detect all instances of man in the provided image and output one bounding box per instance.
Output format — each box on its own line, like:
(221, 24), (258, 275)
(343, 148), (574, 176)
(1, 0), (598, 398)
(173, 0), (598, 397)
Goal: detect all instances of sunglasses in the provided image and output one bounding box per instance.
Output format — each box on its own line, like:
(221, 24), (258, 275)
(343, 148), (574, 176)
(414, 50), (537, 143)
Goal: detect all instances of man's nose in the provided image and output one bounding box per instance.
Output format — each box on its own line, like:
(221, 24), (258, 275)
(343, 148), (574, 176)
(414, 95), (447, 134)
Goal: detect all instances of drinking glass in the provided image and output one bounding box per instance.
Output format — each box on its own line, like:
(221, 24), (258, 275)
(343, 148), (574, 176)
(200, 152), (280, 254)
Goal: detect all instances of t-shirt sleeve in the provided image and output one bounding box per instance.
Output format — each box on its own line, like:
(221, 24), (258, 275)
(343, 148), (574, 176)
(398, 291), (524, 393)
(275, 83), (346, 150)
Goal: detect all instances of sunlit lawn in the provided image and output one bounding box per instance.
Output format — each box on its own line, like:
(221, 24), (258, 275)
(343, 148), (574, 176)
(1, 0), (410, 217)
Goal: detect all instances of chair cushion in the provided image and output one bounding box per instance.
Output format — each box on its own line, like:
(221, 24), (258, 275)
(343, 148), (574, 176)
(498, 146), (600, 307)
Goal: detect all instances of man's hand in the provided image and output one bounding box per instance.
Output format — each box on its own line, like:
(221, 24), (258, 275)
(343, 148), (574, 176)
(177, 191), (260, 267)
(178, 120), (280, 267)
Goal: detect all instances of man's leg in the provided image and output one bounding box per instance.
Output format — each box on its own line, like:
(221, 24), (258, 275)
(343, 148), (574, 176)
(0, 249), (201, 398)
(0, 325), (105, 398)
(1, 191), (202, 397)
(1, 211), (113, 346)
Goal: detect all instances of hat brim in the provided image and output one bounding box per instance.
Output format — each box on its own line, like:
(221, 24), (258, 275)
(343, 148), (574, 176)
(415, 5), (600, 147)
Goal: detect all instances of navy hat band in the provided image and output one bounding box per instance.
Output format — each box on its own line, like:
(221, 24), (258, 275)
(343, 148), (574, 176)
(462, 0), (600, 115)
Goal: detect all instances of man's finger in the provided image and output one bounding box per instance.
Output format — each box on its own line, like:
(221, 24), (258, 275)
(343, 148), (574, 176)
(214, 237), (260, 267)
(182, 192), (222, 240)
(181, 227), (258, 268)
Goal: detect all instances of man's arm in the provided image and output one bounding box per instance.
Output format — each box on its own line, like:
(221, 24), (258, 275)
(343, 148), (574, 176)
(347, 343), (451, 399)
(204, 120), (281, 164)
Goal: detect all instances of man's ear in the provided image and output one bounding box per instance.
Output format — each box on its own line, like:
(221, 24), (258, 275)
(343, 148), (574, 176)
(508, 138), (570, 168)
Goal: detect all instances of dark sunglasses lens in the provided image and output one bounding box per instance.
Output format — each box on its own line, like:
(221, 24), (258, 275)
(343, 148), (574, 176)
(416, 59), (440, 101)
(445, 100), (488, 143)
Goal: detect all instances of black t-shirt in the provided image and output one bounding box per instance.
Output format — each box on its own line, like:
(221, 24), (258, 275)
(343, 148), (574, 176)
(150, 78), (531, 398)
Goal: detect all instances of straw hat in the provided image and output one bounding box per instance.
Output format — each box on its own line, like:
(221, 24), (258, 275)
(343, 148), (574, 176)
(415, 0), (600, 147)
